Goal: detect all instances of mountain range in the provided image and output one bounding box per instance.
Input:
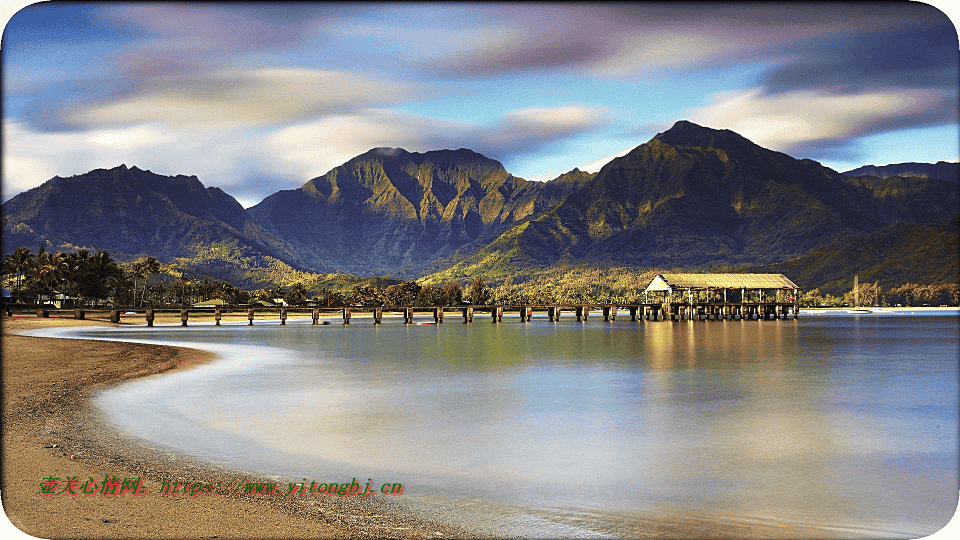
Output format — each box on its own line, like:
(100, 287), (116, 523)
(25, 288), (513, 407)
(842, 161), (958, 182)
(3, 121), (957, 291)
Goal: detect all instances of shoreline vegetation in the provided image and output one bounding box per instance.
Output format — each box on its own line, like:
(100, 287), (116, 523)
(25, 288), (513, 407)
(4, 246), (958, 314)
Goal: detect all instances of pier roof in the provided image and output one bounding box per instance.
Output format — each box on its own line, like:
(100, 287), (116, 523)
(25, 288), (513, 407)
(645, 273), (798, 291)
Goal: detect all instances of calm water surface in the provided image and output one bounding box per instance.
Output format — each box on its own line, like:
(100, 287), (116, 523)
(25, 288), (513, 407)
(34, 311), (959, 538)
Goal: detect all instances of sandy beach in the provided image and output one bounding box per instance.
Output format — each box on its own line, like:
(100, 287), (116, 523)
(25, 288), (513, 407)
(1, 315), (464, 539)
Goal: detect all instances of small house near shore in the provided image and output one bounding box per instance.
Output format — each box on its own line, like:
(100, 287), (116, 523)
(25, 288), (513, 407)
(644, 273), (799, 304)
(193, 298), (228, 308)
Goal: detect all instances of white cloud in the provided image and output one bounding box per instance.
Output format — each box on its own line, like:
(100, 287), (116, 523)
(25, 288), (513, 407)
(267, 105), (610, 180)
(581, 147), (635, 173)
(2, 155), (55, 199)
(265, 110), (460, 180)
(2, 120), (300, 206)
(587, 32), (745, 77)
(67, 68), (430, 130)
(2, 121), (130, 198)
(687, 87), (951, 155)
(499, 105), (607, 134)
(4, 103), (610, 206)
(87, 124), (175, 149)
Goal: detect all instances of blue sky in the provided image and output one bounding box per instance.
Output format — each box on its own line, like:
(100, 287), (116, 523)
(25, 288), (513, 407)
(2, 2), (957, 208)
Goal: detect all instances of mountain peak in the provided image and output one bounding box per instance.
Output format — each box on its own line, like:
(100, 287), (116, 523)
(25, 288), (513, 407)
(653, 120), (755, 151)
(366, 147), (408, 158)
(106, 163), (148, 174)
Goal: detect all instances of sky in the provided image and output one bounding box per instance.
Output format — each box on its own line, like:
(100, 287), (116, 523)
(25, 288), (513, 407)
(1, 2), (958, 208)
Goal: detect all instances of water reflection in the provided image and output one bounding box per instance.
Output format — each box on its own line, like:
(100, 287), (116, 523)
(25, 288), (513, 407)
(43, 314), (959, 537)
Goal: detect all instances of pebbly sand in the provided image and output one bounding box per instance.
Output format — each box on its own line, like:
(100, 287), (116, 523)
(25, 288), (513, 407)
(1, 315), (464, 539)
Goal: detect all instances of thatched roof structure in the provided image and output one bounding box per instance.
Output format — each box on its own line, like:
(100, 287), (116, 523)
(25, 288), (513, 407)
(645, 273), (798, 291)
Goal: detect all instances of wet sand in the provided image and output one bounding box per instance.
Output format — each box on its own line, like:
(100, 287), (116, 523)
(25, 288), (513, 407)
(1, 315), (463, 539)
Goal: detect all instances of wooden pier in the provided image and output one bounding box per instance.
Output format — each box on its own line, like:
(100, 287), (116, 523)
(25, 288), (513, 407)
(16, 301), (799, 326)
(12, 274), (802, 326)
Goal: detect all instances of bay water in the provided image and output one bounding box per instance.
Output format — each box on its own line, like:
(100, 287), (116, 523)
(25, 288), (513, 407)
(33, 310), (959, 538)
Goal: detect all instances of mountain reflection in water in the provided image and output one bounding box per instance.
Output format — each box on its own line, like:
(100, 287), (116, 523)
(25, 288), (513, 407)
(44, 312), (958, 538)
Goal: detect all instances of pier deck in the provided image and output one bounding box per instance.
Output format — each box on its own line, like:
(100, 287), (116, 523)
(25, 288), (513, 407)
(15, 302), (800, 326)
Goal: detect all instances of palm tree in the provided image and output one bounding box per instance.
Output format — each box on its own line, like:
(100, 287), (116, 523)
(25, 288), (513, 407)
(29, 246), (51, 305)
(469, 277), (489, 305)
(82, 251), (124, 305)
(284, 282), (307, 306)
(172, 276), (198, 305)
(33, 251), (68, 306)
(63, 249), (90, 306)
(111, 269), (135, 307)
(154, 280), (167, 306)
(2, 247), (34, 304)
(130, 256), (160, 307)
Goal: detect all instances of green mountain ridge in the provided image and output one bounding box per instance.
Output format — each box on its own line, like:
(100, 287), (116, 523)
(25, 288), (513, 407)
(2, 165), (281, 259)
(842, 161), (958, 182)
(246, 147), (591, 275)
(754, 218), (959, 294)
(2, 121), (956, 292)
(439, 121), (957, 278)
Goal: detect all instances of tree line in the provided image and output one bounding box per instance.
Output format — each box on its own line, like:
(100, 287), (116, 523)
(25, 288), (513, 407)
(4, 245), (956, 309)
(3, 246), (130, 307)
(1, 246), (491, 309)
(799, 282), (960, 307)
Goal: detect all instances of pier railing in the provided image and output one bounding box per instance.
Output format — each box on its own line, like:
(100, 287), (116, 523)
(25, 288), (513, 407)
(9, 301), (799, 325)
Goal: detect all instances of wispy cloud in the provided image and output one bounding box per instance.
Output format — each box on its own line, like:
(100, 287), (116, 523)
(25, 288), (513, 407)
(63, 68), (434, 130)
(2, 102), (609, 206)
(2, 2), (956, 204)
(2, 120), (298, 207)
(266, 105), (610, 183)
(759, 27), (958, 96)
(417, 3), (948, 79)
(689, 87), (954, 161)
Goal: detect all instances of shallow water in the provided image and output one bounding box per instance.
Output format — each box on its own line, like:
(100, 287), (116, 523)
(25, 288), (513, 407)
(32, 310), (959, 538)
